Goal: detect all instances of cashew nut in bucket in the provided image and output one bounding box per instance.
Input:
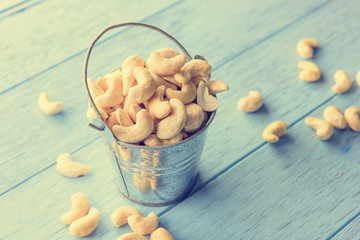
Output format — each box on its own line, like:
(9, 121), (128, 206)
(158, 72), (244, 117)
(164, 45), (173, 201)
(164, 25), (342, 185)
(323, 106), (347, 129)
(111, 206), (142, 227)
(69, 207), (100, 237)
(174, 59), (212, 83)
(112, 109), (154, 143)
(166, 81), (197, 104)
(298, 61), (321, 82)
(128, 212), (159, 235)
(87, 77), (105, 98)
(122, 56), (145, 96)
(56, 153), (91, 178)
(127, 67), (156, 104)
(296, 38), (319, 59)
(262, 121), (287, 143)
(332, 70), (352, 94)
(38, 92), (63, 115)
(116, 108), (134, 126)
(184, 103), (204, 133)
(305, 117), (334, 140)
(149, 86), (172, 119)
(150, 227), (175, 240)
(237, 91), (263, 113)
(206, 80), (229, 95)
(146, 48), (186, 76)
(197, 81), (218, 112)
(344, 106), (360, 132)
(156, 98), (187, 140)
(117, 232), (148, 240)
(95, 70), (124, 108)
(61, 192), (89, 225)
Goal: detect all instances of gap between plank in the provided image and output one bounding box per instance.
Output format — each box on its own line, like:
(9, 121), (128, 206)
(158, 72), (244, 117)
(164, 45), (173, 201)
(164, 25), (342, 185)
(326, 211), (360, 239)
(0, 0), (33, 14)
(0, 0), (47, 21)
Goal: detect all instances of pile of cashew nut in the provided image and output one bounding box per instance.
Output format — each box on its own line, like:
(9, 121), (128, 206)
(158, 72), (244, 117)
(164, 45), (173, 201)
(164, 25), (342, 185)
(87, 48), (229, 145)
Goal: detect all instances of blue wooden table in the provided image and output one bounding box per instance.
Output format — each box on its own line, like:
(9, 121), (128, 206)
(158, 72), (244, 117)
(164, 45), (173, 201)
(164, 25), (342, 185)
(1, 0), (360, 239)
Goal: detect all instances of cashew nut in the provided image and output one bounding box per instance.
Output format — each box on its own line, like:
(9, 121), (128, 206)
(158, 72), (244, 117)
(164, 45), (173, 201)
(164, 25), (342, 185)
(122, 56), (145, 96)
(298, 61), (321, 82)
(166, 81), (197, 105)
(296, 38), (319, 59)
(95, 70), (124, 108)
(87, 77), (105, 98)
(305, 117), (334, 140)
(149, 70), (177, 90)
(150, 228), (175, 240)
(111, 206), (142, 227)
(133, 174), (151, 192)
(323, 106), (347, 129)
(237, 91), (263, 113)
(128, 104), (142, 123)
(143, 132), (184, 146)
(146, 48), (186, 76)
(105, 112), (119, 129)
(112, 109), (154, 143)
(160, 132), (184, 145)
(197, 81), (218, 112)
(96, 77), (108, 91)
(69, 207), (100, 237)
(184, 103), (204, 132)
(61, 192), (89, 225)
(174, 59), (212, 83)
(332, 70), (352, 94)
(206, 80), (229, 95)
(344, 106), (360, 132)
(38, 92), (63, 115)
(116, 108), (134, 127)
(162, 75), (182, 87)
(87, 107), (108, 122)
(356, 70), (360, 87)
(127, 67), (156, 104)
(156, 98), (187, 140)
(128, 212), (159, 235)
(149, 86), (172, 119)
(56, 153), (91, 178)
(117, 232), (148, 240)
(262, 121), (287, 143)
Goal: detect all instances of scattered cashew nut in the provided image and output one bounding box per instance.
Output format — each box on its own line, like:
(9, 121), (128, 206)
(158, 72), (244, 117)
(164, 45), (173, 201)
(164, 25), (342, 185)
(69, 207), (100, 237)
(61, 192), (89, 225)
(332, 70), (352, 94)
(296, 38), (319, 59)
(184, 103), (205, 132)
(127, 67), (156, 104)
(128, 212), (159, 235)
(305, 117), (334, 140)
(147, 49), (186, 76)
(150, 227), (175, 240)
(166, 81), (197, 104)
(356, 70), (360, 87)
(237, 91), (263, 113)
(111, 206), (142, 227)
(38, 92), (63, 115)
(206, 80), (229, 95)
(344, 106), (360, 132)
(149, 86), (172, 119)
(262, 121), (287, 143)
(117, 232), (148, 240)
(112, 109), (154, 143)
(56, 153), (91, 178)
(298, 61), (321, 82)
(323, 106), (347, 129)
(197, 81), (218, 112)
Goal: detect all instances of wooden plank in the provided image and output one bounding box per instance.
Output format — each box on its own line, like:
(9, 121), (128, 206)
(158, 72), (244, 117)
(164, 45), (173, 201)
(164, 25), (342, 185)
(0, 0), (327, 93)
(155, 91), (360, 240)
(330, 214), (360, 240)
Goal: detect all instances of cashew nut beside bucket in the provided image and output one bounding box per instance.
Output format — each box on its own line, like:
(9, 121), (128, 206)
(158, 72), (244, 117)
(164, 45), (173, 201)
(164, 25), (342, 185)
(56, 153), (91, 178)
(69, 207), (100, 237)
(305, 117), (333, 140)
(262, 121), (287, 143)
(128, 212), (159, 235)
(296, 38), (319, 59)
(38, 92), (63, 115)
(61, 192), (89, 225)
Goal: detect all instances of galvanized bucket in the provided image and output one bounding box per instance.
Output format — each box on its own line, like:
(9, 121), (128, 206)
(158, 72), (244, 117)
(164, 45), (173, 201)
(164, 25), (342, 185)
(83, 22), (215, 206)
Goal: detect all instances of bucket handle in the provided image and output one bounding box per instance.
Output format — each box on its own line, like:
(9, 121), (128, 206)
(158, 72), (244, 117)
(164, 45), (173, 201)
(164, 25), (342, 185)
(83, 22), (197, 130)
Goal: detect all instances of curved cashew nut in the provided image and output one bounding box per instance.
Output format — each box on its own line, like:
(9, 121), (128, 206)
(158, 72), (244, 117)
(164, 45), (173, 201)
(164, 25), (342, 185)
(344, 106), (360, 132)
(262, 121), (287, 143)
(96, 77), (108, 91)
(87, 107), (108, 122)
(69, 207), (100, 237)
(156, 98), (187, 139)
(116, 108), (134, 127)
(162, 75), (182, 87)
(298, 61), (321, 82)
(87, 77), (105, 98)
(105, 112), (118, 129)
(127, 67), (156, 104)
(61, 192), (89, 225)
(160, 132), (184, 145)
(56, 153), (91, 178)
(323, 106), (347, 129)
(296, 38), (319, 59)
(237, 91), (263, 113)
(332, 70), (352, 94)
(197, 81), (218, 112)
(166, 81), (197, 105)
(206, 80), (229, 95)
(149, 86), (172, 119)
(150, 227), (175, 240)
(143, 132), (184, 146)
(38, 92), (63, 115)
(146, 49), (186, 76)
(95, 70), (124, 108)
(117, 232), (148, 240)
(122, 56), (145, 96)
(128, 212), (159, 235)
(305, 117), (334, 140)
(128, 104), (142, 123)
(184, 103), (205, 133)
(356, 70), (360, 87)
(174, 59), (212, 83)
(133, 174), (151, 192)
(112, 109), (154, 143)
(149, 70), (177, 90)
(111, 206), (142, 227)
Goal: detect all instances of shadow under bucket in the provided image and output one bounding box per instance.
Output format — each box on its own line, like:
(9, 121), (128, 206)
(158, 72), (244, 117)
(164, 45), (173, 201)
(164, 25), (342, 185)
(84, 22), (216, 206)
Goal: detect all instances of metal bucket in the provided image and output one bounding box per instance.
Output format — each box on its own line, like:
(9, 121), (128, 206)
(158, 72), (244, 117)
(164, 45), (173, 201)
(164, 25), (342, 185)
(83, 22), (215, 206)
